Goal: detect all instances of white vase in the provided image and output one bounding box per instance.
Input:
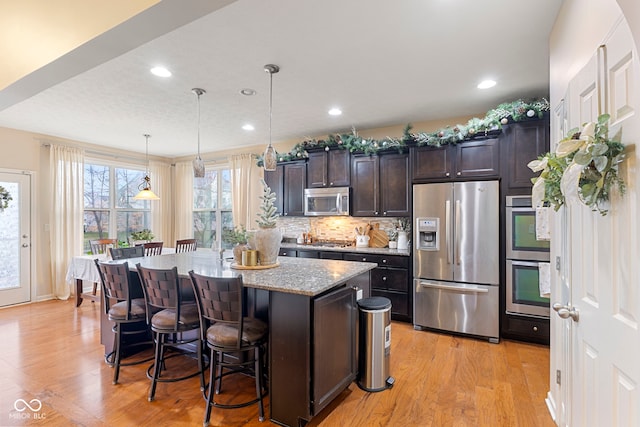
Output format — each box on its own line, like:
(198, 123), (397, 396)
(397, 231), (409, 250)
(253, 227), (282, 266)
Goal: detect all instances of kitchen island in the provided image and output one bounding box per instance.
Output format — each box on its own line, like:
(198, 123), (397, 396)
(102, 252), (376, 427)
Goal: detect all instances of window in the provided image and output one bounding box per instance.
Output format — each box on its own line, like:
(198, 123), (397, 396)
(193, 168), (232, 249)
(83, 162), (151, 253)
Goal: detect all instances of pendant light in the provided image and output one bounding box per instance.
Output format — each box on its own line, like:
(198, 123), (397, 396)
(263, 64), (279, 171)
(192, 88), (206, 178)
(134, 134), (160, 200)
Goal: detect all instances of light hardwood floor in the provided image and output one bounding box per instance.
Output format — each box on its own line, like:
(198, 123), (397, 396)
(0, 300), (555, 426)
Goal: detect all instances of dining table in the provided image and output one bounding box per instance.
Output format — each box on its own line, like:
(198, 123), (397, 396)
(65, 247), (175, 306)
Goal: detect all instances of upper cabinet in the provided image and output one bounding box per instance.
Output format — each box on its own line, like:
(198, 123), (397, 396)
(500, 116), (550, 191)
(351, 153), (410, 217)
(264, 161), (306, 216)
(411, 138), (500, 183)
(307, 149), (350, 188)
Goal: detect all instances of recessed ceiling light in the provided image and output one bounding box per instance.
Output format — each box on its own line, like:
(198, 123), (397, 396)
(328, 108), (342, 116)
(242, 124), (255, 131)
(150, 66), (171, 77)
(240, 88), (256, 96)
(477, 79), (496, 89)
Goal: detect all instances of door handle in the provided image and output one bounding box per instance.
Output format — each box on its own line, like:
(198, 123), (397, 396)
(553, 302), (579, 322)
(454, 200), (461, 265)
(445, 200), (451, 264)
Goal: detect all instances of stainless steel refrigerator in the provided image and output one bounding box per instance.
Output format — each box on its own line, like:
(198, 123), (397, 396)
(413, 180), (500, 342)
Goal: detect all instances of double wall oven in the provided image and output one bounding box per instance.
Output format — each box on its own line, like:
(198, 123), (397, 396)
(505, 196), (550, 318)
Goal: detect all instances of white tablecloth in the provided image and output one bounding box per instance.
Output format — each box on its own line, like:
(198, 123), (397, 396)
(65, 248), (178, 284)
(65, 254), (105, 284)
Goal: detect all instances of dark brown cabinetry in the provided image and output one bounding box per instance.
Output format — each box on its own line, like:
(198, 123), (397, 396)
(412, 138), (500, 182)
(270, 284), (357, 426)
(264, 161), (306, 216)
(499, 115), (551, 345)
(307, 149), (350, 188)
(501, 118), (550, 190)
(344, 253), (411, 322)
(502, 314), (550, 345)
(351, 153), (410, 217)
(312, 286), (357, 413)
(263, 164), (284, 214)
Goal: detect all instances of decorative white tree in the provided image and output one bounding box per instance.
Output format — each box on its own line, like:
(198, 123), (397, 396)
(256, 179), (278, 228)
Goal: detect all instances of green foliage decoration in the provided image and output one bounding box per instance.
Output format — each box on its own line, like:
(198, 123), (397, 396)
(529, 113), (626, 216)
(0, 186), (12, 211)
(130, 229), (154, 242)
(222, 225), (248, 245)
(256, 98), (550, 166)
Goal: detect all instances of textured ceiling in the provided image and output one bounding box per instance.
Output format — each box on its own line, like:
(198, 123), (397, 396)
(0, 0), (562, 158)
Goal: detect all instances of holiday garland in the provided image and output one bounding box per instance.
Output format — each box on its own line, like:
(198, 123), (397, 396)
(256, 97), (550, 166)
(528, 113), (626, 216)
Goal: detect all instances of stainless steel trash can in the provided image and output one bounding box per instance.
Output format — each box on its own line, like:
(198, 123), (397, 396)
(357, 296), (394, 392)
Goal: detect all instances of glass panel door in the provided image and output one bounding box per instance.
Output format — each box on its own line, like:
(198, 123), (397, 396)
(0, 172), (31, 307)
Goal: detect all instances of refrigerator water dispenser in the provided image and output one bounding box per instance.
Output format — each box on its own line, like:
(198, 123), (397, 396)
(416, 217), (439, 250)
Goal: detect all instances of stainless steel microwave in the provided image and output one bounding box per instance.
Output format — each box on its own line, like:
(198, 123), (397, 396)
(303, 187), (350, 216)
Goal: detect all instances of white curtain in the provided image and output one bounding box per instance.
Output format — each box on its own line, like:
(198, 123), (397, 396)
(231, 153), (264, 230)
(174, 161), (194, 240)
(51, 145), (84, 300)
(149, 160), (172, 244)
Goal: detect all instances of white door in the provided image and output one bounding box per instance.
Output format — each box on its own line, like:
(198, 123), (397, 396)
(560, 18), (640, 426)
(0, 171), (32, 307)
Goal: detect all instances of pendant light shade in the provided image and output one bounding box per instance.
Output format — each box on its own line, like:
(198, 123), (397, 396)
(192, 88), (206, 178)
(134, 134), (160, 200)
(263, 64), (279, 171)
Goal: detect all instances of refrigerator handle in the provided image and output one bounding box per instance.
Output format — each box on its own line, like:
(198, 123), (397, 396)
(445, 200), (452, 264)
(418, 281), (489, 293)
(455, 199), (461, 265)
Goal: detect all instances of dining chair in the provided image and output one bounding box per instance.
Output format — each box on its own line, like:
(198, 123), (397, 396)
(86, 238), (118, 300)
(142, 241), (163, 256)
(95, 260), (152, 384)
(175, 238), (197, 253)
(136, 264), (205, 402)
(109, 245), (145, 260)
(189, 271), (268, 424)
(90, 238), (118, 255)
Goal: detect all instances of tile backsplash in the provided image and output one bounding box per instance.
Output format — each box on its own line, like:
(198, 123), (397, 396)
(275, 216), (408, 243)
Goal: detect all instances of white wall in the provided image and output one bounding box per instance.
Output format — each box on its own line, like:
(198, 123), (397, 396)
(0, 127), (52, 299)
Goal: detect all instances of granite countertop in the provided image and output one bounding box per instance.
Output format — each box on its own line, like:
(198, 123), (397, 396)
(280, 242), (411, 257)
(129, 251), (377, 297)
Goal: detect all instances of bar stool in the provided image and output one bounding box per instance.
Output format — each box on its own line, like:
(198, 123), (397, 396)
(95, 260), (152, 384)
(136, 264), (205, 401)
(189, 271), (268, 425)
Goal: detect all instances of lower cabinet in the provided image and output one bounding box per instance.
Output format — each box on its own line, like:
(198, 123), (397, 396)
(278, 248), (412, 312)
(269, 285), (358, 426)
(279, 248), (297, 257)
(344, 253), (411, 322)
(312, 286), (357, 412)
(502, 314), (550, 345)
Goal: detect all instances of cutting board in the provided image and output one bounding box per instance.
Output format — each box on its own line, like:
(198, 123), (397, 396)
(368, 223), (389, 248)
